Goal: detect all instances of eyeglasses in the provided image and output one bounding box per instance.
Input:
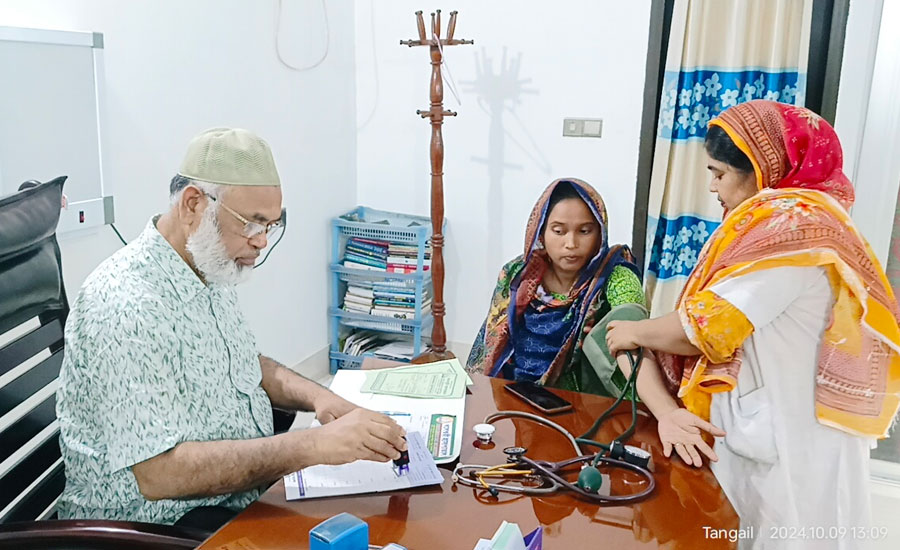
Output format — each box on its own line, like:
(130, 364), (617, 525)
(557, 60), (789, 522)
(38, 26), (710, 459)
(202, 192), (287, 269)
(204, 193), (286, 241)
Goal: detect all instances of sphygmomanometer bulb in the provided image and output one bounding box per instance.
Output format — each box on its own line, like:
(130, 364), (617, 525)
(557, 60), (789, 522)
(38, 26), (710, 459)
(577, 465), (604, 493)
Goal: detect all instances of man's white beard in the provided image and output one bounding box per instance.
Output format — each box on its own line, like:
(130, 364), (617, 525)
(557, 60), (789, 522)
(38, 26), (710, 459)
(186, 204), (252, 286)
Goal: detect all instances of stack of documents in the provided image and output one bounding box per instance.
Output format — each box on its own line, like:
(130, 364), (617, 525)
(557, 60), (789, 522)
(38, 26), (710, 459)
(371, 340), (416, 361)
(341, 331), (416, 361)
(283, 360), (471, 501)
(361, 358), (471, 399)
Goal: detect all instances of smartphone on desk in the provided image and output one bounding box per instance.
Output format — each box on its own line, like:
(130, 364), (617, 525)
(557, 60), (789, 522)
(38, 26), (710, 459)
(504, 382), (573, 414)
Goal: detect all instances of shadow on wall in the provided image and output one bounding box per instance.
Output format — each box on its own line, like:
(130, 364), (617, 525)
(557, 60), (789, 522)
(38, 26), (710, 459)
(461, 47), (549, 281)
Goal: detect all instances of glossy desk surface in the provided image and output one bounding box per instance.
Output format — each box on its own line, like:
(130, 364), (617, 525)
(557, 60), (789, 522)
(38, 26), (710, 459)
(199, 375), (737, 549)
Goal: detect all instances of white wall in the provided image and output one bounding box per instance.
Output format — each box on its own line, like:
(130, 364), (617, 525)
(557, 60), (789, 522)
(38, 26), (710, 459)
(833, 0), (883, 185)
(1, 0), (653, 365)
(0, 0), (358, 368)
(839, 0), (900, 266)
(354, 0), (652, 346)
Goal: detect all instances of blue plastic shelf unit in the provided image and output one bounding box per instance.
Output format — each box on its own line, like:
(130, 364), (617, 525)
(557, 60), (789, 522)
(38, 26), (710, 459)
(329, 207), (442, 373)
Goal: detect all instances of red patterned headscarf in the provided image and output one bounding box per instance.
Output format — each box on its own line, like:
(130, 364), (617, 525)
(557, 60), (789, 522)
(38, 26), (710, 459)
(658, 101), (900, 438)
(712, 99), (854, 208)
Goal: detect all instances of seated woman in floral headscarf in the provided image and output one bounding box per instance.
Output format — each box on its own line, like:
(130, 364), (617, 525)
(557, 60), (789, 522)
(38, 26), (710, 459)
(466, 178), (646, 395)
(606, 100), (900, 545)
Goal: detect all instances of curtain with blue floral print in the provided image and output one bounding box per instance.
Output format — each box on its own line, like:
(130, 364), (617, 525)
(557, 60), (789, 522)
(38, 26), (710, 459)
(644, 0), (813, 314)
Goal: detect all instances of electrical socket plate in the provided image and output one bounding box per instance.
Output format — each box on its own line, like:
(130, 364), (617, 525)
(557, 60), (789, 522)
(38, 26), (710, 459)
(58, 195), (115, 234)
(563, 118), (602, 138)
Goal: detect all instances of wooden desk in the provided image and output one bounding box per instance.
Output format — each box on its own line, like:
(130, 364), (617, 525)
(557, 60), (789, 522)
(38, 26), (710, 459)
(199, 376), (738, 549)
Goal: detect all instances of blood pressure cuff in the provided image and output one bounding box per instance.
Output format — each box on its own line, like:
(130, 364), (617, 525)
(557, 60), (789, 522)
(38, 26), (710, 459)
(580, 303), (649, 399)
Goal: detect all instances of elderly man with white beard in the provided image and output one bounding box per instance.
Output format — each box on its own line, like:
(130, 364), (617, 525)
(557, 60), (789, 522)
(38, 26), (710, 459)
(55, 128), (407, 531)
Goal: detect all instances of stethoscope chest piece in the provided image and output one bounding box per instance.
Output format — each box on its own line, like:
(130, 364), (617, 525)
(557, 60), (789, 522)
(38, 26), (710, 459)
(503, 446), (527, 461)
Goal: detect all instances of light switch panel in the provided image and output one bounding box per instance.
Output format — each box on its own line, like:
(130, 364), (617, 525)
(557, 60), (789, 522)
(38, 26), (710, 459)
(563, 118), (584, 137)
(563, 118), (602, 138)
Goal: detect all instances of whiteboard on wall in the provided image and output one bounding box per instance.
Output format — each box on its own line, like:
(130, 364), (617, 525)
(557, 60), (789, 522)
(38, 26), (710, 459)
(0, 26), (113, 233)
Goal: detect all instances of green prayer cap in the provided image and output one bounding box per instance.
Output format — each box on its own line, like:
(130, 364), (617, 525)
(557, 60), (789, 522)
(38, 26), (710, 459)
(178, 128), (280, 186)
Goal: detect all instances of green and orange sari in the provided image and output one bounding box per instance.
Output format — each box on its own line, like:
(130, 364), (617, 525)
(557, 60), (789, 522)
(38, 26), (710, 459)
(466, 178), (645, 395)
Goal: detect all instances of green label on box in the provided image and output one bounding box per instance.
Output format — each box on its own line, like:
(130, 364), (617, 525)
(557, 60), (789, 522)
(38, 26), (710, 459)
(428, 414), (456, 459)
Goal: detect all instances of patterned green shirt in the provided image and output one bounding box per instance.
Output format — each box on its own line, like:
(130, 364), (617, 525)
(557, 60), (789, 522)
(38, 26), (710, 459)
(56, 217), (274, 525)
(605, 265), (645, 308)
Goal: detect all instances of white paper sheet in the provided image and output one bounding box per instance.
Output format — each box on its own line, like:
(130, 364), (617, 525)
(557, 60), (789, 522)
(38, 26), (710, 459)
(284, 431), (442, 500)
(326, 369), (466, 464)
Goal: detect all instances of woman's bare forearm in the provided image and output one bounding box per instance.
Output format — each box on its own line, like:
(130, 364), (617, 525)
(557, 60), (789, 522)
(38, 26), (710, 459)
(635, 312), (701, 356)
(615, 352), (679, 421)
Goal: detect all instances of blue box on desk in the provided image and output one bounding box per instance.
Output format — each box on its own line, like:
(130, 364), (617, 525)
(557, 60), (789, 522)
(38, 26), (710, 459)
(309, 512), (369, 550)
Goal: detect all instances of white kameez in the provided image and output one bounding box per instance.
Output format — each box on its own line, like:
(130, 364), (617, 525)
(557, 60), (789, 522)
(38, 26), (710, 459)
(705, 265), (874, 550)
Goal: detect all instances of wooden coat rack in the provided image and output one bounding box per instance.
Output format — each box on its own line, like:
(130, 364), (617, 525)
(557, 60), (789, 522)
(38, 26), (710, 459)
(402, 9), (472, 363)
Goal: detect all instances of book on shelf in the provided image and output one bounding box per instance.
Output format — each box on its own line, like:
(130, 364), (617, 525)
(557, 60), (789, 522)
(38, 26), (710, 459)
(343, 296), (373, 308)
(343, 304), (371, 315)
(386, 265), (428, 274)
(346, 238), (389, 254)
(346, 286), (375, 299)
(373, 299), (420, 308)
(386, 256), (432, 266)
(387, 243), (430, 253)
(343, 260), (386, 272)
(370, 309), (427, 320)
(371, 289), (415, 297)
(373, 280), (418, 289)
(387, 250), (430, 258)
(372, 302), (431, 315)
(373, 294), (420, 302)
(353, 237), (391, 248)
(346, 245), (387, 261)
(344, 252), (387, 268)
(372, 298), (417, 306)
(373, 288), (417, 296)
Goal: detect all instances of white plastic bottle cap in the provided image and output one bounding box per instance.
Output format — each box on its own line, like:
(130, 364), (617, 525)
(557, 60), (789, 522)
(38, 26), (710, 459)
(473, 423), (496, 442)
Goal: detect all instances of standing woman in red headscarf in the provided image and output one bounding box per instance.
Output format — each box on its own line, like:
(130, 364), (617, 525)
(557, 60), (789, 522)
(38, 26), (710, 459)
(606, 100), (900, 547)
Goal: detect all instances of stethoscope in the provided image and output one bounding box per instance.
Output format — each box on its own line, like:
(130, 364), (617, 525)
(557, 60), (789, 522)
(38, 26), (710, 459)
(452, 349), (656, 504)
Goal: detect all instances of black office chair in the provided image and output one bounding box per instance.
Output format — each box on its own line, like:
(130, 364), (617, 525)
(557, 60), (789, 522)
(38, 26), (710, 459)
(0, 178), (206, 549)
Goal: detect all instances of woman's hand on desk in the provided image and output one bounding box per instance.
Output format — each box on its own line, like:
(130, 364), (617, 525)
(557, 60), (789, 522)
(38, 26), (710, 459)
(313, 392), (358, 424)
(657, 408), (726, 467)
(311, 408), (408, 464)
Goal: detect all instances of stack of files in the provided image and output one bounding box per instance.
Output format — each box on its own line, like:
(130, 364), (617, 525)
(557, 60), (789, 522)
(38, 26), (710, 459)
(371, 340), (416, 361)
(343, 237), (389, 271)
(342, 331), (418, 361)
(325, 364), (467, 463)
(360, 358), (470, 399)
(342, 283), (374, 314)
(341, 330), (389, 356)
(386, 242), (432, 273)
(371, 281), (430, 320)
